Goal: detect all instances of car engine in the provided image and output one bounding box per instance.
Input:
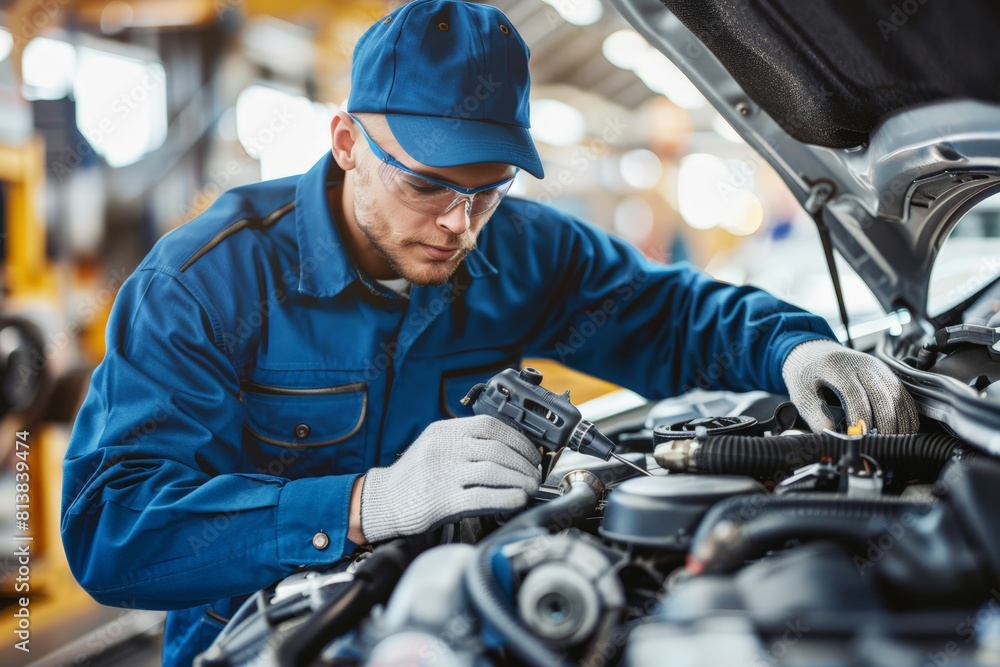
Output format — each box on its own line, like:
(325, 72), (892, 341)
(196, 337), (1000, 667)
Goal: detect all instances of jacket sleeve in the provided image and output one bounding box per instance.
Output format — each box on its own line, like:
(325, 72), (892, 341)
(523, 216), (838, 398)
(61, 267), (361, 610)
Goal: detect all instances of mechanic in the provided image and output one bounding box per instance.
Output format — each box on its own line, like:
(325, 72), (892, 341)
(60, 1), (919, 665)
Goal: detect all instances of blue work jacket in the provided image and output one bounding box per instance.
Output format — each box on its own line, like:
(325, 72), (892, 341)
(61, 152), (835, 666)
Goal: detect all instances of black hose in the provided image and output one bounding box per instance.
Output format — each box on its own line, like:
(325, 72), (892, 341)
(688, 493), (937, 575)
(275, 580), (366, 667)
(276, 538), (420, 667)
(578, 607), (624, 667)
(693, 432), (964, 481)
(464, 479), (601, 667)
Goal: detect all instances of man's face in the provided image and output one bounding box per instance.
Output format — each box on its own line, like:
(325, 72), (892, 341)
(349, 117), (516, 287)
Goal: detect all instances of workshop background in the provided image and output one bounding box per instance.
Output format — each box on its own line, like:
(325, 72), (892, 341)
(0, 1), (893, 665)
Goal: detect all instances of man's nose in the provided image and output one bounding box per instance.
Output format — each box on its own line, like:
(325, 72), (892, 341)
(436, 198), (472, 235)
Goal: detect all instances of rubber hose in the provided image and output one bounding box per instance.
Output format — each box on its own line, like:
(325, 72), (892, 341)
(688, 493), (937, 575)
(464, 481), (601, 667)
(277, 539), (415, 667)
(695, 432), (964, 481)
(578, 607), (624, 667)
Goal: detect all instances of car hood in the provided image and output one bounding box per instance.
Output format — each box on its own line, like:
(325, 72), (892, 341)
(610, 0), (1000, 326)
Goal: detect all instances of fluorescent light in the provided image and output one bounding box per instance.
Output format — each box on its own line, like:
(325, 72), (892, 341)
(634, 52), (706, 109)
(602, 30), (649, 70)
(542, 0), (602, 26)
(678, 153), (729, 230)
(530, 98), (586, 147)
(242, 18), (315, 79)
(603, 30), (706, 109)
(23, 37), (76, 100)
(0, 28), (13, 64)
(74, 49), (167, 168)
(236, 85), (335, 180)
(619, 149), (662, 190)
(679, 153), (764, 235)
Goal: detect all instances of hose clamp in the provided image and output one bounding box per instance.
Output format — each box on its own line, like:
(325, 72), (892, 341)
(558, 470), (604, 497)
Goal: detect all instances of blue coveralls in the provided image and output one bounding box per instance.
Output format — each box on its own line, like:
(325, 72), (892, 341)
(61, 152), (835, 665)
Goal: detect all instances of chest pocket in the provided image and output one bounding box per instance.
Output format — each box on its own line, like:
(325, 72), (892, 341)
(240, 381), (367, 448)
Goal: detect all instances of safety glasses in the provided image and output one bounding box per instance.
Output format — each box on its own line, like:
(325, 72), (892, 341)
(349, 114), (518, 217)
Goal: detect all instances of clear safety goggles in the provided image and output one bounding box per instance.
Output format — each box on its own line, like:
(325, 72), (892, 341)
(350, 114), (518, 217)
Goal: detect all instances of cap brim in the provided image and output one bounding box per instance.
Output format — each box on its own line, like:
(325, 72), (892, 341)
(385, 114), (545, 180)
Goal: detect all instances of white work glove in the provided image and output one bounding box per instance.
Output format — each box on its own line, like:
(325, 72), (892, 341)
(360, 415), (541, 543)
(782, 339), (919, 434)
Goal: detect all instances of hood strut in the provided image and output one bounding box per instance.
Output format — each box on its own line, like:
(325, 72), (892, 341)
(805, 182), (854, 349)
(815, 218), (854, 349)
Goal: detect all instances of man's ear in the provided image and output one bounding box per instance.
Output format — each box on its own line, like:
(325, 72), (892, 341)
(330, 110), (359, 171)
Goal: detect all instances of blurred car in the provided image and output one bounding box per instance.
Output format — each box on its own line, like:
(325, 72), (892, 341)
(195, 3), (1000, 666)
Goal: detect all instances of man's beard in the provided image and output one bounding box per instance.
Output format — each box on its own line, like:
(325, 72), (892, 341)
(353, 168), (483, 287)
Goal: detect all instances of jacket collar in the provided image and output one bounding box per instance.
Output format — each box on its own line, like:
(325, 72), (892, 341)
(294, 152), (356, 298)
(294, 152), (499, 298)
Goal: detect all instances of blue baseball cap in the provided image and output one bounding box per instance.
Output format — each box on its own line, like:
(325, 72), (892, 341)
(346, 0), (545, 179)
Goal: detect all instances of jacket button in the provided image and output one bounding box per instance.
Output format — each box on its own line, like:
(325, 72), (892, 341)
(312, 532), (330, 550)
(294, 423), (310, 439)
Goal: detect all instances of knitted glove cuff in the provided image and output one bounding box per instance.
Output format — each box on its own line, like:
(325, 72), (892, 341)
(358, 466), (403, 544)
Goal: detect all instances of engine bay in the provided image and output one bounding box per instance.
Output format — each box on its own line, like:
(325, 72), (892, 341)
(195, 342), (1000, 667)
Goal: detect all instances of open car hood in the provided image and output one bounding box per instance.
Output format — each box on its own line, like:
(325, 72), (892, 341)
(610, 0), (1000, 326)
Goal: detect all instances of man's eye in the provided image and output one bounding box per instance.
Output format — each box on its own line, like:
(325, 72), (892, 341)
(401, 176), (445, 194)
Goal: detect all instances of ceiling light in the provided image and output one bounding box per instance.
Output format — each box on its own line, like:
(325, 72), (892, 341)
(619, 149), (662, 190)
(604, 31), (706, 109)
(542, 0), (603, 26)
(602, 29), (649, 70)
(634, 53), (706, 109)
(530, 98), (586, 147)
(678, 153), (729, 230)
(0, 29), (13, 64)
(22, 37), (76, 100)
(242, 18), (315, 80)
(74, 49), (167, 167)
(236, 85), (335, 180)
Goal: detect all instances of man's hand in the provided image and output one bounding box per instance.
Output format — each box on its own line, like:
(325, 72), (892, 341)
(358, 415), (541, 544)
(782, 339), (919, 434)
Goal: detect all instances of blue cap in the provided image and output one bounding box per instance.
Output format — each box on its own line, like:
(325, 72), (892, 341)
(347, 0), (544, 179)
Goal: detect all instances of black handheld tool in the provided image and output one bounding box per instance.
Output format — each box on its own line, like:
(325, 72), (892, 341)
(461, 367), (652, 476)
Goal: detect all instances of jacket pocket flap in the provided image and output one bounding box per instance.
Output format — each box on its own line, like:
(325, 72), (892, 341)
(241, 382), (367, 448)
